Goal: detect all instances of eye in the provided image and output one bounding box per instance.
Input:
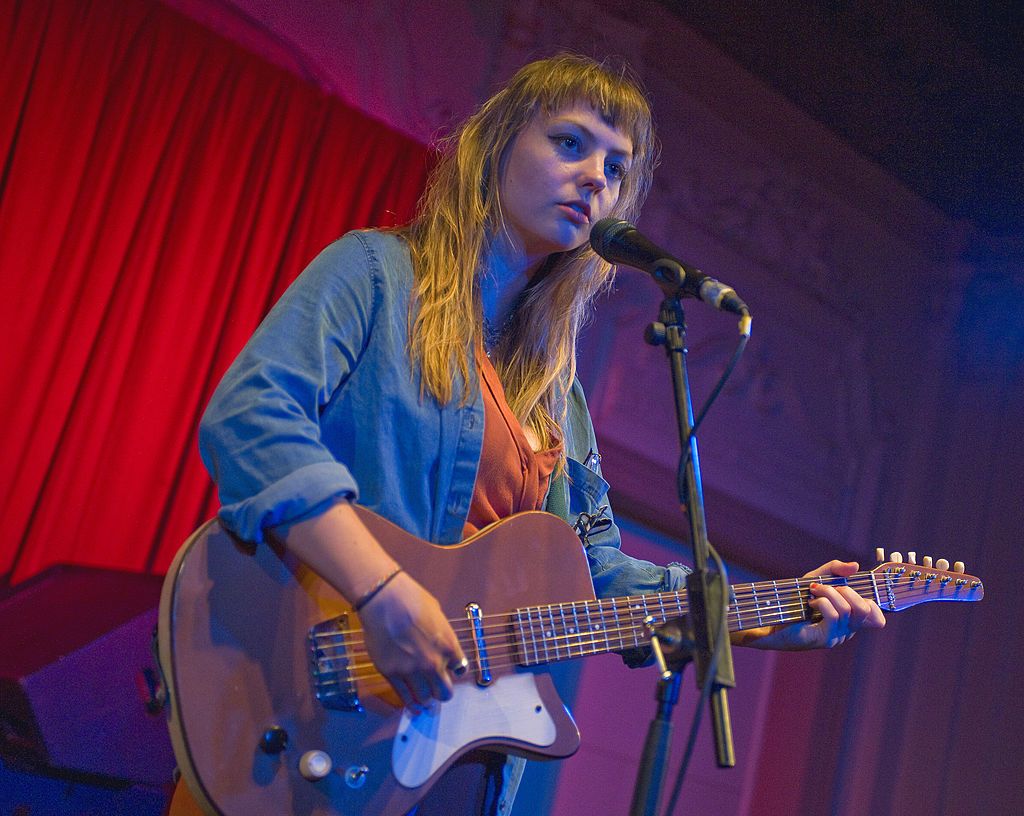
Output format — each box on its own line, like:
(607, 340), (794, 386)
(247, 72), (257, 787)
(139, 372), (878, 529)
(606, 161), (627, 181)
(552, 134), (581, 152)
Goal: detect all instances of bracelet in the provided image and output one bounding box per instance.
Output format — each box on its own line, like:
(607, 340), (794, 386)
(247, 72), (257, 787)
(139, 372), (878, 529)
(353, 567), (404, 612)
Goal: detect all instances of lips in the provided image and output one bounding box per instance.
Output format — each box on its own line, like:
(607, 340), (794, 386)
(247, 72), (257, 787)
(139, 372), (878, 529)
(557, 200), (591, 224)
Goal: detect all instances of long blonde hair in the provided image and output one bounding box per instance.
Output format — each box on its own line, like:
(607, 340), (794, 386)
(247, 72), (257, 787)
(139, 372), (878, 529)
(406, 54), (658, 449)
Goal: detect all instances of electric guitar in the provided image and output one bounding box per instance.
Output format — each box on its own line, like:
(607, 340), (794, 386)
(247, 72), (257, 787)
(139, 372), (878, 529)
(157, 507), (983, 815)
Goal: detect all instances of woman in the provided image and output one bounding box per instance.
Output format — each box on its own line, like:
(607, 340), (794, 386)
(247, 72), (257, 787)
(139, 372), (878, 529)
(185, 54), (883, 815)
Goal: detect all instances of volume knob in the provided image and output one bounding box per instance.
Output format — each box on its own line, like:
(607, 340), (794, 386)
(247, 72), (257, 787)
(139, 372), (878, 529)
(259, 726), (288, 755)
(299, 750), (333, 781)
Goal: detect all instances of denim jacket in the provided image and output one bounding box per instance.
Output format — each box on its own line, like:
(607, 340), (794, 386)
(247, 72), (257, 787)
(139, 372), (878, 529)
(199, 230), (687, 599)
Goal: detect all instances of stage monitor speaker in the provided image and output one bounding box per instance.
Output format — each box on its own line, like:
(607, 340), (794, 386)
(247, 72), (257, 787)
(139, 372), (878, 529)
(0, 565), (176, 785)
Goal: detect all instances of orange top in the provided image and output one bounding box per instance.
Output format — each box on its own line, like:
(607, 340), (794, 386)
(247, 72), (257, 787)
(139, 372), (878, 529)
(463, 349), (561, 537)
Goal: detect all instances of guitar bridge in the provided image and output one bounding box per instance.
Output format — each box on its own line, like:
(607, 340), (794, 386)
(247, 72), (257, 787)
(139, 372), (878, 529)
(308, 614), (362, 711)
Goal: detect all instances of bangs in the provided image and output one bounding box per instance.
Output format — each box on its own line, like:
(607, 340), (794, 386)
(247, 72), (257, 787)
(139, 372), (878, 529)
(537, 77), (652, 150)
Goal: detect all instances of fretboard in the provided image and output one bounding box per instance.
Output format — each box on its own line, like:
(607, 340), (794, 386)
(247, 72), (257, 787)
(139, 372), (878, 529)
(512, 572), (874, 666)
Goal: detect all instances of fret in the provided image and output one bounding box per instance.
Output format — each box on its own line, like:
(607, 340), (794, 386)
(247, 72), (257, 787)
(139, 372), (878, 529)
(570, 603), (582, 657)
(517, 609), (536, 666)
(730, 584), (742, 631)
(583, 600), (600, 656)
(524, 606), (532, 663)
(772, 580), (783, 625)
(533, 607), (543, 665)
(628, 595), (647, 649)
(599, 601), (612, 651)
(610, 598), (628, 650)
(657, 593), (668, 627)
(750, 583), (763, 627)
(597, 601), (609, 648)
(558, 604), (570, 660)
(794, 578), (806, 622)
(543, 605), (555, 662)
(869, 571), (882, 608)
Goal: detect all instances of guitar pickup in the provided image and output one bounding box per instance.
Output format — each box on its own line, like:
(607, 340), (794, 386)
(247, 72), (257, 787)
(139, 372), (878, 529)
(465, 603), (492, 687)
(308, 614), (363, 711)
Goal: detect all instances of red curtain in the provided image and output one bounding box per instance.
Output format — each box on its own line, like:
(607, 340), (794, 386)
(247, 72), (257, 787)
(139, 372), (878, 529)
(0, 0), (430, 584)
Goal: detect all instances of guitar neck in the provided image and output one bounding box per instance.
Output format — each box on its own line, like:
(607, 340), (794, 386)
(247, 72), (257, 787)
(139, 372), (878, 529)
(512, 564), (983, 667)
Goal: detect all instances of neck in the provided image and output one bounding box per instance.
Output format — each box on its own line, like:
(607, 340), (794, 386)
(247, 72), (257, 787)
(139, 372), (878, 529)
(479, 235), (546, 332)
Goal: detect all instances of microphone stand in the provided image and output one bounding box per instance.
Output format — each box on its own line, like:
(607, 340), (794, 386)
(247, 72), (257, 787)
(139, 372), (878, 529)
(628, 261), (736, 816)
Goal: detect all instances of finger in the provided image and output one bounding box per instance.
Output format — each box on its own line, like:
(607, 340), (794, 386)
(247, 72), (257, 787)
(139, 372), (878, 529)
(411, 671), (436, 708)
(428, 629), (464, 692)
(807, 596), (839, 635)
(854, 598), (886, 630)
(804, 560), (859, 578)
(827, 583), (884, 630)
(388, 673), (415, 710)
(810, 582), (853, 621)
(436, 625), (467, 667)
(430, 667), (454, 702)
(831, 585), (885, 630)
(807, 588), (849, 649)
(834, 586), (876, 627)
(447, 656), (470, 677)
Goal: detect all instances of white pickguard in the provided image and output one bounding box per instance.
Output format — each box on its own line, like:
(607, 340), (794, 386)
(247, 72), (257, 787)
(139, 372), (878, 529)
(391, 672), (561, 788)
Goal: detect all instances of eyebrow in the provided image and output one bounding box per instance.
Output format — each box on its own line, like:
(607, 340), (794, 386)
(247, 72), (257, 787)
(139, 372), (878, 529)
(549, 116), (634, 160)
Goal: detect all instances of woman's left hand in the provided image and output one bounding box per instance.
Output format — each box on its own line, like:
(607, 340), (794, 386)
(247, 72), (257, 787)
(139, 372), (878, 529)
(736, 560), (886, 651)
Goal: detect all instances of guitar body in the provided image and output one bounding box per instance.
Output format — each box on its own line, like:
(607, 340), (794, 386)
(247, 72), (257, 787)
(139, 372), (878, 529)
(158, 508), (592, 816)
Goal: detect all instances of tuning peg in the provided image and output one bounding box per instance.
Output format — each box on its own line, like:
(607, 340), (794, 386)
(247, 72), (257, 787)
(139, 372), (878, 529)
(889, 551), (903, 563)
(936, 558), (950, 571)
(922, 556), (933, 568)
(953, 561), (965, 574)
(876, 547), (885, 563)
(907, 552), (917, 564)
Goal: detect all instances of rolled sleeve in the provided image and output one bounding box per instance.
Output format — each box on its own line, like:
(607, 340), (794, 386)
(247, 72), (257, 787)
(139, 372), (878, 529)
(216, 462), (356, 543)
(587, 543), (690, 598)
(562, 380), (691, 599)
(198, 233), (379, 543)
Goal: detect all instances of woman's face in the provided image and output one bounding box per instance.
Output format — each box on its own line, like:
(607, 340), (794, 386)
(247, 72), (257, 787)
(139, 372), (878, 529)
(498, 101), (634, 270)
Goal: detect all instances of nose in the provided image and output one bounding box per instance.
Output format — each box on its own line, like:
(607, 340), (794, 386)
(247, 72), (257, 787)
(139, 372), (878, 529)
(577, 154), (607, 193)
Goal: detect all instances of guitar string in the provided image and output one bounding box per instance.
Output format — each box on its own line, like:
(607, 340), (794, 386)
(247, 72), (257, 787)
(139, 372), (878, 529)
(327, 630), (655, 692)
(316, 584), (955, 690)
(319, 574), (947, 661)
(325, 598), (868, 690)
(313, 573), (923, 652)
(321, 588), (914, 680)
(324, 597), (969, 683)
(322, 604), (815, 692)
(309, 575), (968, 682)
(330, 598), (822, 679)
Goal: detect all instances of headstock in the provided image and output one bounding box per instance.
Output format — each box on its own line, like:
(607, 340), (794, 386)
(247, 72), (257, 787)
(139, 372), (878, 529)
(869, 550), (984, 612)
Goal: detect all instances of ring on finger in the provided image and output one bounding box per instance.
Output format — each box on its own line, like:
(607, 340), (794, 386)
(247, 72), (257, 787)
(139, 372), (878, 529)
(447, 656), (469, 676)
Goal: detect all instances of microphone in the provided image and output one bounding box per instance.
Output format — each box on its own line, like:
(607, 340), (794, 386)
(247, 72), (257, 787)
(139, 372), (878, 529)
(590, 218), (749, 316)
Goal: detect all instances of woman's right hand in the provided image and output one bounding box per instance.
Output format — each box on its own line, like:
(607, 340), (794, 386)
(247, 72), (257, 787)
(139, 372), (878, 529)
(357, 572), (467, 711)
(276, 501), (468, 712)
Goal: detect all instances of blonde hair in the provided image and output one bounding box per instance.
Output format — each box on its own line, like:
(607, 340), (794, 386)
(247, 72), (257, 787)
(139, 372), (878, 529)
(406, 54), (658, 451)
